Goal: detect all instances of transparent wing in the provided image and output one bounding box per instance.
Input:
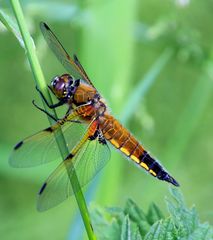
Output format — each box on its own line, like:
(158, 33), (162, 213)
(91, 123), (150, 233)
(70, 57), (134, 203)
(40, 22), (94, 87)
(9, 118), (87, 168)
(37, 137), (110, 211)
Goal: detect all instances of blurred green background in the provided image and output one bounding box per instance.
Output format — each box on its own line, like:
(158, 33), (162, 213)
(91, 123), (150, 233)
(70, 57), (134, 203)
(0, 0), (213, 239)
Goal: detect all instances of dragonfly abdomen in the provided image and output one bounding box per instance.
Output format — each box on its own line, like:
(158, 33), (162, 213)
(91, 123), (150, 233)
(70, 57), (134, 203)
(100, 115), (179, 186)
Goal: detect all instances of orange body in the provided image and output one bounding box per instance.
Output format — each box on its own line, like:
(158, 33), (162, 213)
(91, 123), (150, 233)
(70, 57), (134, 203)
(40, 20), (179, 186)
(73, 90), (162, 179)
(70, 81), (179, 186)
(99, 114), (157, 176)
(72, 82), (97, 106)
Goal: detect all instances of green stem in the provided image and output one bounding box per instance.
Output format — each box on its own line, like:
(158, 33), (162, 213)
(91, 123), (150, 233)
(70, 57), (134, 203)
(10, 0), (96, 239)
(164, 60), (213, 167)
(121, 48), (174, 125)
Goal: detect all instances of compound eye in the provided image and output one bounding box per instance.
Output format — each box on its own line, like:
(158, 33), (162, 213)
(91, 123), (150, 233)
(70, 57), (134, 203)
(68, 76), (74, 86)
(52, 81), (56, 87)
(63, 86), (67, 96)
(51, 76), (59, 87)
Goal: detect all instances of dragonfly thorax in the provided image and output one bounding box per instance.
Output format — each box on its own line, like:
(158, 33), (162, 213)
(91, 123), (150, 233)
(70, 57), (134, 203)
(72, 81), (98, 106)
(92, 96), (107, 117)
(50, 74), (79, 101)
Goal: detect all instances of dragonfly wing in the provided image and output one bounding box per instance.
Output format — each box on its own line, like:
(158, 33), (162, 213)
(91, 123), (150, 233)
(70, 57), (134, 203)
(37, 137), (110, 211)
(40, 22), (94, 87)
(9, 118), (87, 167)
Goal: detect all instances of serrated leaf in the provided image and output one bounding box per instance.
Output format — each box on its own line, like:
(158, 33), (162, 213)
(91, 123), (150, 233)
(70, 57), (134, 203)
(166, 188), (199, 238)
(106, 206), (125, 225)
(169, 187), (185, 205)
(146, 203), (164, 225)
(193, 222), (213, 240)
(90, 205), (121, 240)
(144, 218), (176, 240)
(132, 228), (143, 240)
(0, 9), (24, 48)
(90, 188), (213, 240)
(107, 207), (124, 215)
(179, 222), (213, 240)
(121, 215), (131, 240)
(166, 187), (213, 240)
(124, 199), (151, 236)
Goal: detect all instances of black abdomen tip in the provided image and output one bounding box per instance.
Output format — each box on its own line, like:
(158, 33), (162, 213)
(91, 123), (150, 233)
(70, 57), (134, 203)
(167, 176), (180, 187)
(157, 171), (180, 187)
(14, 141), (23, 150)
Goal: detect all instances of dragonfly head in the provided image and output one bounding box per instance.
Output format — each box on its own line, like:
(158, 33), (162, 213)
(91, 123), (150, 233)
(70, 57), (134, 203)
(50, 74), (78, 100)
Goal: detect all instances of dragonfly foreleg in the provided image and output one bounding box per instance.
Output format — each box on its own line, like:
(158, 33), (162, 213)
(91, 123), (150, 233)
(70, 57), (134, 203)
(35, 85), (65, 109)
(32, 100), (58, 122)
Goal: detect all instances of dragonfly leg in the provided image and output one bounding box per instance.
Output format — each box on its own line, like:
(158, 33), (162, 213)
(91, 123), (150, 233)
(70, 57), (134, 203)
(65, 105), (73, 116)
(35, 86), (65, 109)
(32, 100), (58, 122)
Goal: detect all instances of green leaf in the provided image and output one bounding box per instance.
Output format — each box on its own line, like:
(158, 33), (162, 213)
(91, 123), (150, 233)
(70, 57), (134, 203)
(189, 222), (213, 240)
(166, 188), (198, 237)
(124, 199), (151, 237)
(106, 207), (125, 226)
(166, 187), (213, 240)
(90, 205), (121, 240)
(121, 215), (131, 240)
(132, 229), (143, 240)
(144, 218), (176, 240)
(0, 9), (24, 48)
(91, 188), (213, 239)
(146, 203), (164, 225)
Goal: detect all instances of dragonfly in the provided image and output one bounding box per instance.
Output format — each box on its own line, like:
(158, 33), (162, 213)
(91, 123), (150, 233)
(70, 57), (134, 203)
(9, 22), (179, 212)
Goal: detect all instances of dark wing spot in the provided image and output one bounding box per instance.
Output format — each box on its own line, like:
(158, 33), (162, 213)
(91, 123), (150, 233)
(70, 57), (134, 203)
(65, 153), (74, 160)
(90, 222), (94, 232)
(73, 54), (78, 63)
(14, 141), (23, 150)
(42, 22), (50, 30)
(44, 127), (53, 133)
(39, 182), (47, 195)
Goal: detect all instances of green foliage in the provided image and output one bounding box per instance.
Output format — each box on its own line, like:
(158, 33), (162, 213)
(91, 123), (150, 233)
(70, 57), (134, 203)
(90, 188), (213, 240)
(0, 0), (213, 239)
(0, 8), (24, 48)
(166, 188), (213, 240)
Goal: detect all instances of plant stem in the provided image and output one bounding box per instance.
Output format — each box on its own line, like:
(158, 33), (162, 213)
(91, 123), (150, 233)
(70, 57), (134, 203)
(10, 0), (96, 239)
